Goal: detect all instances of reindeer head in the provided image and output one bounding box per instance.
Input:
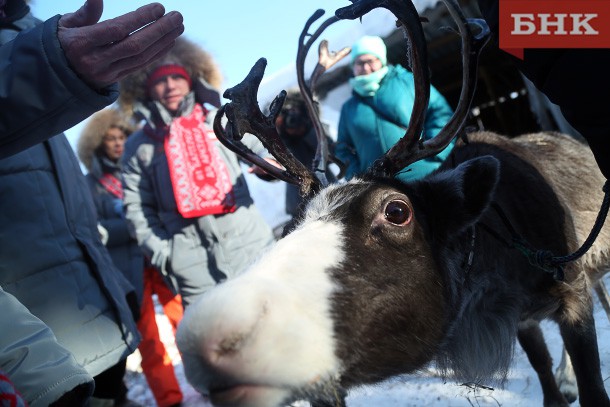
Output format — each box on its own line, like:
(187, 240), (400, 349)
(176, 1), (490, 406)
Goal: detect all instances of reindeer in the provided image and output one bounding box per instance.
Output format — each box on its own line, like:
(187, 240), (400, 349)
(175, 0), (610, 406)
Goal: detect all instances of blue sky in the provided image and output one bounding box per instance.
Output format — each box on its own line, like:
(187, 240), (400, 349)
(29, 0), (373, 89)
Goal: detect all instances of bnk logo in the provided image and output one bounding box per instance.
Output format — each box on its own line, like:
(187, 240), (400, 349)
(512, 14), (598, 35)
(499, 1), (610, 59)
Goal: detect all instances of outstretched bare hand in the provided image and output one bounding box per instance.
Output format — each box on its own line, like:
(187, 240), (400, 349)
(58, 0), (184, 90)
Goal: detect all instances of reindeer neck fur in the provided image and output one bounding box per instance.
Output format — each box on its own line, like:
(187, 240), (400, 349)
(415, 134), (572, 385)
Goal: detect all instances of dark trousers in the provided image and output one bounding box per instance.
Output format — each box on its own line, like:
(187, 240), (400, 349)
(92, 359), (128, 401)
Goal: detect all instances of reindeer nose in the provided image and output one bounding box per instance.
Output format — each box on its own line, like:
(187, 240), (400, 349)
(202, 329), (252, 365)
(178, 290), (270, 373)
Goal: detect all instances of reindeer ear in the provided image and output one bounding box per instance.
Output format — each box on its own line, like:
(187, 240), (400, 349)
(456, 156), (500, 223)
(416, 156), (499, 239)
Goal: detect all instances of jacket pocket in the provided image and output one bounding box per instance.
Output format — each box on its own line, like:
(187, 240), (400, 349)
(169, 233), (207, 273)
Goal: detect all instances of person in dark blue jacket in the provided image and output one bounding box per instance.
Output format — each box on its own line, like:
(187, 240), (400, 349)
(0, 1), (184, 405)
(336, 35), (454, 182)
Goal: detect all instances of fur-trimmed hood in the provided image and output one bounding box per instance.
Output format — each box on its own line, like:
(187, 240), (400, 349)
(118, 36), (223, 119)
(77, 108), (135, 172)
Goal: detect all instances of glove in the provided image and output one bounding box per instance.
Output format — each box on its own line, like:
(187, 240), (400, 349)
(113, 198), (124, 217)
(97, 223), (109, 245)
(57, 1), (184, 89)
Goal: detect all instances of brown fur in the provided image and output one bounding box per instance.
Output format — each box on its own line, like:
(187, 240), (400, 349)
(464, 132), (610, 324)
(76, 108), (134, 172)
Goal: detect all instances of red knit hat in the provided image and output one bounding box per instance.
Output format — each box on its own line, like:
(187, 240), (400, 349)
(146, 64), (192, 90)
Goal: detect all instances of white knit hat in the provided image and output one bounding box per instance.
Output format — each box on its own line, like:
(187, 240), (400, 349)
(351, 35), (387, 66)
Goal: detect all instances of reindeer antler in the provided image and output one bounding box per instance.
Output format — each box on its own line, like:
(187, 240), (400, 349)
(336, 0), (490, 177)
(215, 0), (490, 196)
(296, 10), (350, 187)
(214, 10), (350, 198)
(213, 59), (320, 195)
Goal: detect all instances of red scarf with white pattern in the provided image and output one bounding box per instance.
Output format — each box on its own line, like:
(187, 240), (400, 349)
(165, 104), (236, 218)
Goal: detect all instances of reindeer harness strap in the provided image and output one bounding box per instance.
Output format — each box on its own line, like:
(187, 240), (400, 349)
(549, 180), (610, 266)
(479, 181), (610, 281)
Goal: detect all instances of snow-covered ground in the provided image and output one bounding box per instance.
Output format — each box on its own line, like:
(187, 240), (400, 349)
(125, 274), (610, 407)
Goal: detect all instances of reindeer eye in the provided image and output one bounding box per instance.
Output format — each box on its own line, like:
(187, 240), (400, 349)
(384, 200), (412, 225)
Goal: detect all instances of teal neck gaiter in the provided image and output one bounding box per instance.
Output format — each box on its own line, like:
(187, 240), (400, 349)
(349, 66), (389, 97)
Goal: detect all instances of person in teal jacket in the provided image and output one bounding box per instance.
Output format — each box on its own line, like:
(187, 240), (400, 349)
(336, 35), (454, 182)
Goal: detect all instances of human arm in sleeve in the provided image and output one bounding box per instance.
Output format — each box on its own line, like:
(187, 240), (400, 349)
(0, 287), (94, 407)
(0, 0), (183, 158)
(121, 148), (171, 274)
